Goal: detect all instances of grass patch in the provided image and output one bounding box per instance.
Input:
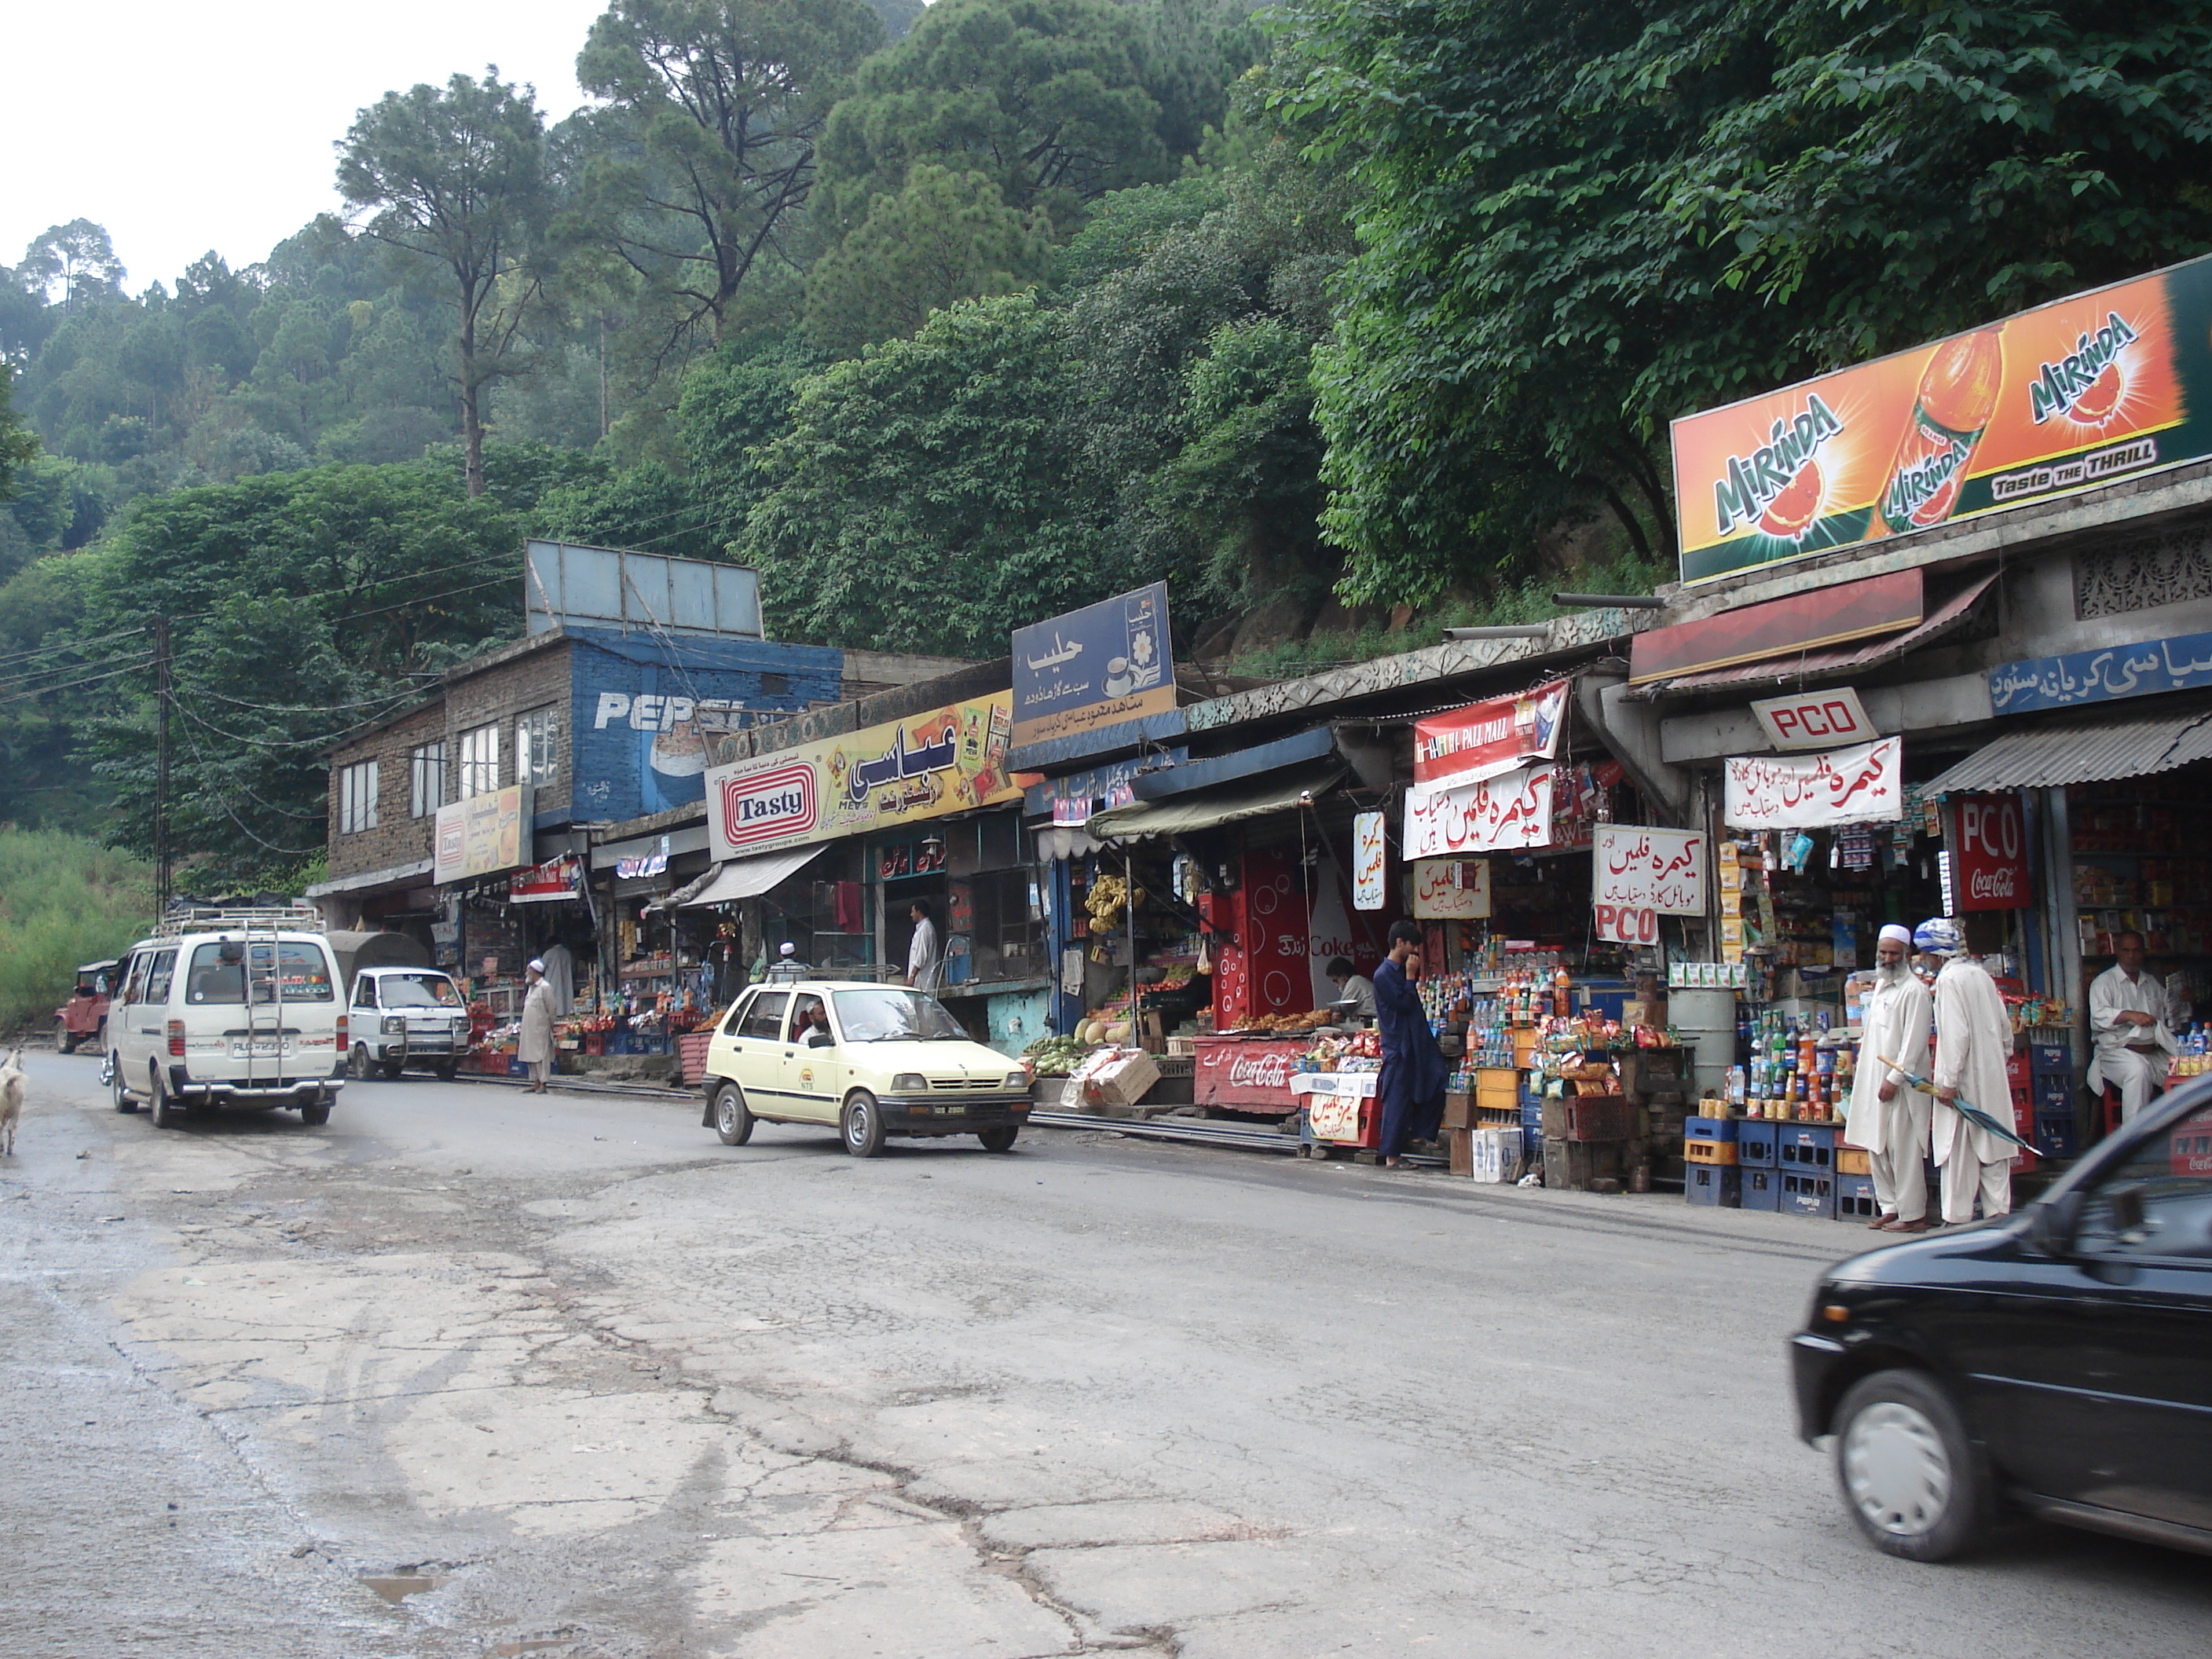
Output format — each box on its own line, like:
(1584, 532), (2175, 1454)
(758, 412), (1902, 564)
(0, 826), (153, 1035)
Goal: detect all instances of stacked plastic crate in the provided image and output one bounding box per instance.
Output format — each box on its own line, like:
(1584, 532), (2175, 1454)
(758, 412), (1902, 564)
(2029, 1042), (2078, 1158)
(1738, 1121), (1781, 1210)
(1683, 1114), (1738, 1206)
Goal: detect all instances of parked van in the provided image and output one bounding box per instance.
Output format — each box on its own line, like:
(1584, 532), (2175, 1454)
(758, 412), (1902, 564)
(107, 904), (347, 1128)
(348, 965), (471, 1079)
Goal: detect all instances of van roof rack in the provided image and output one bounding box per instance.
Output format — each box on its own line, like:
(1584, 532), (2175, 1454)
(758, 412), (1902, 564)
(153, 903), (325, 939)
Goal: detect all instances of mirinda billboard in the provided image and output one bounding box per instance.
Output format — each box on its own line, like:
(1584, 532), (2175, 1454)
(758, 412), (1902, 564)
(1673, 255), (2212, 583)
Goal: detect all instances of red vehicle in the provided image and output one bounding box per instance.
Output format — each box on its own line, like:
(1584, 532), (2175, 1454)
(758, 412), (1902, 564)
(55, 958), (118, 1054)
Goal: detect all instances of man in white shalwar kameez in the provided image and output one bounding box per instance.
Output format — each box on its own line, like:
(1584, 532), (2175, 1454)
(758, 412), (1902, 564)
(1847, 924), (1934, 1231)
(1918, 917), (2013, 1226)
(2087, 930), (2176, 1123)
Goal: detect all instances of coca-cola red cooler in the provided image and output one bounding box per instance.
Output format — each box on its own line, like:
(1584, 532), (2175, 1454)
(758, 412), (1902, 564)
(1192, 1037), (1306, 1114)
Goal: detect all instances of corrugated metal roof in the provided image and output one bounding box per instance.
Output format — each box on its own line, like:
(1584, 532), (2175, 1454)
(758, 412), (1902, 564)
(1921, 711), (2212, 794)
(1087, 765), (1346, 840)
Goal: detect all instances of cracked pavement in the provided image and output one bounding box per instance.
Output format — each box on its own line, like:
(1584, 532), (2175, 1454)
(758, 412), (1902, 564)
(2, 1050), (2207, 1657)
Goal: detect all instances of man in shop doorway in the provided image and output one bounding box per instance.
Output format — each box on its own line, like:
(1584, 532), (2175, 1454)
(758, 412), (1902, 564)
(1374, 921), (1448, 1170)
(2088, 930), (2176, 1123)
(1324, 958), (1377, 1022)
(906, 900), (943, 993)
(767, 942), (808, 983)
(1918, 916), (2012, 1226)
(1848, 924), (1934, 1232)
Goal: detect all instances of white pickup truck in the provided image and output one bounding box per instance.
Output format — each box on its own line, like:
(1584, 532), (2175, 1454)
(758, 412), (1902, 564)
(348, 965), (471, 1080)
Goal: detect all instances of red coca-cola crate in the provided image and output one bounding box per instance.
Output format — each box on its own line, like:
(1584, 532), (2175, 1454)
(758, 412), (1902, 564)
(1192, 1036), (1306, 1112)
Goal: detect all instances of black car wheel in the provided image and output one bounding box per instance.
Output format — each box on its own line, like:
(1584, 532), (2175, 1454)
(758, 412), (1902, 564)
(60, 1027), (77, 1054)
(148, 1064), (181, 1130)
(712, 1082), (753, 1146)
(840, 1090), (886, 1158)
(1834, 1368), (1990, 1562)
(977, 1124), (1019, 1153)
(301, 1095), (331, 1126)
(434, 1061), (457, 1082)
(350, 1043), (376, 1081)
(380, 1059), (405, 1080)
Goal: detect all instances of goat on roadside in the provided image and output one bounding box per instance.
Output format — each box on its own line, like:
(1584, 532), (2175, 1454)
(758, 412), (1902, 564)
(0, 1046), (24, 1155)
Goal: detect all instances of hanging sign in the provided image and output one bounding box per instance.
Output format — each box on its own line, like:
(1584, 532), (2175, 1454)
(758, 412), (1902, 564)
(1593, 826), (1706, 917)
(508, 853), (584, 903)
(1412, 679), (1569, 792)
(1952, 793), (2030, 911)
(1411, 859), (1492, 920)
(1011, 582), (1175, 748)
(1673, 252), (2212, 584)
(1404, 765), (1555, 856)
(1352, 811), (1387, 910)
(1750, 687), (1877, 751)
(1723, 737), (1903, 828)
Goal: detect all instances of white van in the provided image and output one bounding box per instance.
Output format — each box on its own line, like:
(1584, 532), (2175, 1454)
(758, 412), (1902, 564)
(348, 965), (471, 1079)
(106, 905), (348, 1128)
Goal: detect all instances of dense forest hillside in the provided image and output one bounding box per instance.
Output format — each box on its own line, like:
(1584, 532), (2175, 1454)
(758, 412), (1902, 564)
(2, 0), (2208, 889)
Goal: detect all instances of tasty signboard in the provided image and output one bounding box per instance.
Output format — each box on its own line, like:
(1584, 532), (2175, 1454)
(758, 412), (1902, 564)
(433, 785), (530, 884)
(705, 694), (1019, 861)
(1011, 583), (1174, 748)
(1674, 253), (2212, 583)
(1723, 738), (1903, 829)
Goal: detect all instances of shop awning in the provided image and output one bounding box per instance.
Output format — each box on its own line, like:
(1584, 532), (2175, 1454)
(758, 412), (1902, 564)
(1921, 709), (2212, 794)
(1084, 765), (1345, 840)
(657, 844), (826, 910)
(1627, 575), (1995, 699)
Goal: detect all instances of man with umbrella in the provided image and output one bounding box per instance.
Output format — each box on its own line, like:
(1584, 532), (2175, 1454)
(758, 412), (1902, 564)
(1918, 916), (2014, 1225)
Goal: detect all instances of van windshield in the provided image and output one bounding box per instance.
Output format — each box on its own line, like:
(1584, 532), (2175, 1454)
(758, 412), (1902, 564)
(185, 942), (335, 1005)
(379, 973), (460, 1007)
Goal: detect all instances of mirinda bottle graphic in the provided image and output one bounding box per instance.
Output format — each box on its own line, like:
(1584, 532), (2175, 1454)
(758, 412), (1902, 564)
(1876, 326), (2005, 535)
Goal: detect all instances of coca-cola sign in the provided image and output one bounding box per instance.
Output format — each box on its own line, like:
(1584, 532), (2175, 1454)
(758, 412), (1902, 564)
(1954, 793), (2029, 912)
(1193, 1037), (1304, 1108)
(1227, 1051), (1294, 1090)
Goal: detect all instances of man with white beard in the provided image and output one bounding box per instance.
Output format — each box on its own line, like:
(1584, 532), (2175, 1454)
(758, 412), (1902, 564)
(1917, 916), (2014, 1226)
(1847, 923), (1933, 1232)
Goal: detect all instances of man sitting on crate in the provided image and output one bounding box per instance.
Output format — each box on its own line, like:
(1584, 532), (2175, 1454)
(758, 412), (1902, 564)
(2087, 930), (2177, 1125)
(1848, 924), (1935, 1232)
(1375, 921), (1449, 1170)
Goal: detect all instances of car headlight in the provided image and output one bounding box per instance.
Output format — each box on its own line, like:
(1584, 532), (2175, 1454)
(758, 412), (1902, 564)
(1004, 1071), (1027, 1091)
(892, 1072), (928, 1093)
(382, 1015), (405, 1034)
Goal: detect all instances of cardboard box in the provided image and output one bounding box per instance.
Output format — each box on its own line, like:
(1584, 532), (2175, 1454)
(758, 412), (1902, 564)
(1443, 1091), (1475, 1131)
(1075, 1049), (1161, 1109)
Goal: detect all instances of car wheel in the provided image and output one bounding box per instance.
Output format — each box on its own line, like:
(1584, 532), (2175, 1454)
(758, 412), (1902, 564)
(434, 1061), (457, 1082)
(977, 1124), (1019, 1153)
(840, 1091), (886, 1158)
(1834, 1368), (1990, 1562)
(110, 1052), (137, 1114)
(712, 1082), (754, 1146)
(148, 1064), (180, 1130)
(301, 1096), (331, 1126)
(380, 1059), (405, 1080)
(350, 1043), (376, 1080)
(60, 1027), (77, 1055)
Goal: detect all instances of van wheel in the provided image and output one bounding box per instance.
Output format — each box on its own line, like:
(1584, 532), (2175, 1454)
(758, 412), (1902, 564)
(301, 1097), (331, 1126)
(977, 1125), (1020, 1153)
(111, 1053), (137, 1114)
(1834, 1368), (1991, 1562)
(350, 1043), (376, 1080)
(712, 1082), (754, 1145)
(148, 1065), (180, 1130)
(840, 1091), (886, 1158)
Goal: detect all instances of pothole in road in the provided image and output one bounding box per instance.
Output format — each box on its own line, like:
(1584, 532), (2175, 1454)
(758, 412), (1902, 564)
(361, 1571), (446, 1602)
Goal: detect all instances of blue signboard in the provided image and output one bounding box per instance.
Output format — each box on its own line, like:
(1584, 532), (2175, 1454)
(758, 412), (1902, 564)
(1012, 582), (1174, 748)
(1989, 629), (2212, 714)
(1023, 749), (1189, 824)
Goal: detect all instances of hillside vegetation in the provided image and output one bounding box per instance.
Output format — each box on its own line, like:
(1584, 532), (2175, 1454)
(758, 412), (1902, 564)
(0, 826), (151, 1035)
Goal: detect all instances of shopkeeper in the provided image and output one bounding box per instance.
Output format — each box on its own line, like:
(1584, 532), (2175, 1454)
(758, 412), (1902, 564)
(1324, 958), (1377, 1021)
(2088, 929), (2177, 1123)
(1375, 921), (1450, 1170)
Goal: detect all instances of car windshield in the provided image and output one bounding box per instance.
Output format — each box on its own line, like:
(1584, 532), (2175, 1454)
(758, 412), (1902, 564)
(831, 988), (967, 1042)
(379, 973), (460, 1007)
(185, 941), (335, 1004)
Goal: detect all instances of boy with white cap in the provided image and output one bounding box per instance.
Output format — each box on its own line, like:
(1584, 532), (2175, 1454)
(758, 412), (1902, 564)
(1847, 923), (1934, 1230)
(1917, 916), (2013, 1225)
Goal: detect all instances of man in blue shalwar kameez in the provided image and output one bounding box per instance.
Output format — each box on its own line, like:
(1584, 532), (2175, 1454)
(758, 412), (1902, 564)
(1374, 921), (1450, 1168)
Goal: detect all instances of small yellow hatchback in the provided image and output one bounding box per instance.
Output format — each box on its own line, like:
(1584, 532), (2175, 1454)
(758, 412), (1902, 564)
(698, 980), (1033, 1156)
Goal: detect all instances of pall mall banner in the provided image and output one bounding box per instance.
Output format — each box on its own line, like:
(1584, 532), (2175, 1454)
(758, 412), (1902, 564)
(1672, 252), (2212, 584)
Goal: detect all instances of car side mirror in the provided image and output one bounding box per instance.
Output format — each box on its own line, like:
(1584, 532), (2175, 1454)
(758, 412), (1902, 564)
(2111, 1183), (2148, 1235)
(2028, 1191), (2082, 1257)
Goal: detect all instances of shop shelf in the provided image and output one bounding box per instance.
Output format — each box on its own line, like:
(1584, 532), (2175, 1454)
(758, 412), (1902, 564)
(1738, 1123), (1780, 1169)
(1782, 1170), (1837, 1220)
(1836, 1171), (1879, 1221)
(1685, 1114), (1737, 1141)
(1778, 1125), (1837, 1175)
(1739, 1165), (1781, 1211)
(1684, 1138), (1738, 1166)
(1685, 1164), (1741, 1207)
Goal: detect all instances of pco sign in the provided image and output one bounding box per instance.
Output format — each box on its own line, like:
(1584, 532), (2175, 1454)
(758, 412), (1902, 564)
(1593, 903), (1661, 945)
(1953, 792), (2029, 912)
(1750, 686), (1876, 751)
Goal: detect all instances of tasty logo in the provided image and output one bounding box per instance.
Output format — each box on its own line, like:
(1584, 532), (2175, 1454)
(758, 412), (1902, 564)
(1711, 395), (1844, 539)
(718, 761), (816, 849)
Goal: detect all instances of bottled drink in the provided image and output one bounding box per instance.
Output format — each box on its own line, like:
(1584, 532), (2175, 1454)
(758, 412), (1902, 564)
(1877, 328), (2005, 535)
(1553, 965), (1572, 1020)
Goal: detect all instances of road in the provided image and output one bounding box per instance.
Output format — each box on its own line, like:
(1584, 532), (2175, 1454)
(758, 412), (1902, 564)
(2, 1051), (2205, 1658)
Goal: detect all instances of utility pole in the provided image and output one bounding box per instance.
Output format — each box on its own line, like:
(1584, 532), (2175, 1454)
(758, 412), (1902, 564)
(153, 617), (171, 918)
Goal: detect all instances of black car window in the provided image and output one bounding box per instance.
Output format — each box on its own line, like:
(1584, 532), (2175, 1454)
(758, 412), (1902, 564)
(2075, 1105), (2212, 1262)
(721, 991), (753, 1038)
(740, 992), (789, 1042)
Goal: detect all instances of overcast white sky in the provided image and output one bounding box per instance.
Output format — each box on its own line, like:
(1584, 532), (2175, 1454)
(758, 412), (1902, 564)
(3, 0), (612, 292)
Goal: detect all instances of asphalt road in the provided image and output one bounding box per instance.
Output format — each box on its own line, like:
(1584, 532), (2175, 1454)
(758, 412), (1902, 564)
(2, 1050), (2206, 1658)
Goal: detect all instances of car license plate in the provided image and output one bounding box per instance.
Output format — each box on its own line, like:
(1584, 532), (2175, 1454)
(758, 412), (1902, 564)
(934, 1104), (965, 1114)
(231, 1037), (288, 1058)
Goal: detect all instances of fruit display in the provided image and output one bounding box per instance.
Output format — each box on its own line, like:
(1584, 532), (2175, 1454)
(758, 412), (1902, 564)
(1023, 1034), (1092, 1078)
(1084, 872), (1145, 932)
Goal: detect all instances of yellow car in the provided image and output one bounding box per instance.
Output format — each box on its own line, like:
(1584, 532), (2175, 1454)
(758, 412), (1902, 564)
(697, 980), (1032, 1156)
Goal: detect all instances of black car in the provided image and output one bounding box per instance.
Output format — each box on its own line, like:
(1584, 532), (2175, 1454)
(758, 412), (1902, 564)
(1792, 1082), (2212, 1562)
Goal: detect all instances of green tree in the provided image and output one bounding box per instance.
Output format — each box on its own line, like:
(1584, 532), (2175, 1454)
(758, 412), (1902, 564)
(0, 364), (36, 501)
(572, 0), (887, 346)
(741, 291), (1115, 653)
(804, 163), (1054, 353)
(1275, 0), (2212, 604)
(338, 69), (551, 498)
(21, 221), (127, 314)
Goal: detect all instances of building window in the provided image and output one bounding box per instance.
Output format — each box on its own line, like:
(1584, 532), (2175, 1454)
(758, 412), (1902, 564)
(410, 742), (446, 818)
(457, 723), (500, 799)
(516, 705), (559, 789)
(339, 760), (379, 834)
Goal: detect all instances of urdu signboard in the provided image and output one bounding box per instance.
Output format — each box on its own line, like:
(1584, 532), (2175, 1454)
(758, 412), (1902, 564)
(434, 786), (531, 884)
(1012, 583), (1175, 748)
(1673, 252), (2212, 584)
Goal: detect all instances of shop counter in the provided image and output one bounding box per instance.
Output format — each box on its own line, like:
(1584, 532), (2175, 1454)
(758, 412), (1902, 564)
(1192, 1035), (1309, 1113)
(1291, 1070), (1380, 1149)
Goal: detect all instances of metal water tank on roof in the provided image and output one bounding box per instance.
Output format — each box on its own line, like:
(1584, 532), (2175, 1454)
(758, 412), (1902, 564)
(525, 540), (764, 640)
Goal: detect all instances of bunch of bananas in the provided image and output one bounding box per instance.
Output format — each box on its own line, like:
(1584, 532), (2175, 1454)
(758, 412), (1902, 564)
(1085, 872), (1145, 932)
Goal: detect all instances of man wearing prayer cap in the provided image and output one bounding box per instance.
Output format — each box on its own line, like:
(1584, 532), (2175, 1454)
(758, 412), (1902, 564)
(1847, 924), (1934, 1230)
(518, 958), (556, 1093)
(766, 941), (809, 983)
(1918, 914), (2014, 1225)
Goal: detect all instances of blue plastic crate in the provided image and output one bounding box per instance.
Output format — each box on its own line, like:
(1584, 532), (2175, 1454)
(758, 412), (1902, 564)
(2034, 1114), (2079, 1159)
(1835, 1170), (1879, 1221)
(1686, 1115), (1738, 1141)
(1738, 1122), (1780, 1169)
(2030, 1042), (2071, 1078)
(1738, 1165), (1781, 1211)
(1778, 1125), (1837, 1175)
(1686, 1164), (1741, 1207)
(1782, 1170), (1837, 1220)
(2034, 1079), (2075, 1115)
